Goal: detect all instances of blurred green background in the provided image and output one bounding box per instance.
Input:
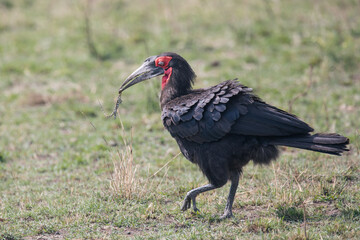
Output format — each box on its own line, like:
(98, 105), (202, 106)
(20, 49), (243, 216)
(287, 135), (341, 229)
(0, 0), (359, 239)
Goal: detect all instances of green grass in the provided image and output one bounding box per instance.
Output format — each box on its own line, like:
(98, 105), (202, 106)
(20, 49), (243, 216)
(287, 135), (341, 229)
(1, 0), (360, 239)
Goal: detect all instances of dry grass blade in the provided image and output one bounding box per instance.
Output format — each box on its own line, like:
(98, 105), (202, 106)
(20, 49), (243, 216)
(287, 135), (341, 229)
(108, 120), (145, 200)
(109, 146), (140, 200)
(107, 116), (178, 200)
(98, 99), (144, 199)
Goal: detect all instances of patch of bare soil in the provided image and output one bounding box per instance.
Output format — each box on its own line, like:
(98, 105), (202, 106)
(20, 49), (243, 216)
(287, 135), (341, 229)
(20, 90), (89, 107)
(121, 227), (144, 236)
(234, 205), (271, 221)
(6, 79), (89, 107)
(309, 201), (341, 218)
(23, 230), (66, 240)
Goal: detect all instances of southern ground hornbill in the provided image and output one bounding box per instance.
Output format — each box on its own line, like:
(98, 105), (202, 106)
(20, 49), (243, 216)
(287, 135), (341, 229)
(111, 52), (349, 219)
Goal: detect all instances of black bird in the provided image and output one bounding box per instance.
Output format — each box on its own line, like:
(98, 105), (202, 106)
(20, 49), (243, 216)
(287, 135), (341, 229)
(116, 52), (349, 219)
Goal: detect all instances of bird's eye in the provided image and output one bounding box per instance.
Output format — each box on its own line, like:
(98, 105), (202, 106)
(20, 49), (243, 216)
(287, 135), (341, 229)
(155, 56), (172, 67)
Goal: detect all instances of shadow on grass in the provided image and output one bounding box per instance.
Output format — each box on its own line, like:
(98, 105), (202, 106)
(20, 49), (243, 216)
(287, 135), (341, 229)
(0, 152), (7, 163)
(275, 205), (304, 222)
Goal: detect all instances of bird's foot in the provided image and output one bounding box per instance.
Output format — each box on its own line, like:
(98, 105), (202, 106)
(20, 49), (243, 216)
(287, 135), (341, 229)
(220, 210), (233, 220)
(181, 194), (199, 212)
(181, 197), (191, 211)
(193, 206), (200, 213)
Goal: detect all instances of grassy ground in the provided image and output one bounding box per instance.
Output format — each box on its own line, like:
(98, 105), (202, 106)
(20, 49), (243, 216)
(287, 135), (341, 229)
(1, 0), (360, 239)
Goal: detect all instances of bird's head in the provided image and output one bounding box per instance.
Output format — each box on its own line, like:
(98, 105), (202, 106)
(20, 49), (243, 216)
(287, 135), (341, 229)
(119, 52), (195, 94)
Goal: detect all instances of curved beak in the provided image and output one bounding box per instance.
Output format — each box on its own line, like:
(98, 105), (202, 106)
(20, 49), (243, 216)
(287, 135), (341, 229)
(119, 56), (164, 93)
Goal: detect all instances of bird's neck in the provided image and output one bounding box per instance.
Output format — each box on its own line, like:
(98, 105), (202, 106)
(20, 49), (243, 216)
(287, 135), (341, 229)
(160, 67), (195, 109)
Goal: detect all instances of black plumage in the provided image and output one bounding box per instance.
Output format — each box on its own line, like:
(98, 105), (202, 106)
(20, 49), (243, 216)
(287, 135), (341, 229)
(118, 52), (349, 219)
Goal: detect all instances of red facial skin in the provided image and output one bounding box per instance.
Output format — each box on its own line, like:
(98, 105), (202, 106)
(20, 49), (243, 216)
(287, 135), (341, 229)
(155, 56), (173, 89)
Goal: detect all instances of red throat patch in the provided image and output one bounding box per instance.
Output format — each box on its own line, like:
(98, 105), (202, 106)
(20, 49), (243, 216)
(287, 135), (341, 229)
(162, 67), (172, 89)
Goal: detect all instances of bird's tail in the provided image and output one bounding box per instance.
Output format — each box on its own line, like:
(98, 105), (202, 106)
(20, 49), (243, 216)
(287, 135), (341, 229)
(269, 133), (349, 156)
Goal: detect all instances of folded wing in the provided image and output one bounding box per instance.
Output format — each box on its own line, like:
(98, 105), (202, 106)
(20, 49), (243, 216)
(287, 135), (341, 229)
(162, 80), (313, 144)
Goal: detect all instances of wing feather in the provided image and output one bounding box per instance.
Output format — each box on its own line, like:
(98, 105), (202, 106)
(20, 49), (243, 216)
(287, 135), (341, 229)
(162, 80), (313, 144)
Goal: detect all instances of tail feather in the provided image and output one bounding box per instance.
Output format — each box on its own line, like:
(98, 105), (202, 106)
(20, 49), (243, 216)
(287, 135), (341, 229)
(269, 133), (349, 156)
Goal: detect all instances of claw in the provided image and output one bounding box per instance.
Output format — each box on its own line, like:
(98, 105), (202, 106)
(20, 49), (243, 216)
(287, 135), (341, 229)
(181, 193), (199, 212)
(181, 197), (191, 211)
(220, 210), (233, 219)
(180, 184), (215, 215)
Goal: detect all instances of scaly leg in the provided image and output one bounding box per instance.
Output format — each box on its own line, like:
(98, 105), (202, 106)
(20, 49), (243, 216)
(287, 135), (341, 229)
(220, 171), (240, 219)
(181, 184), (217, 212)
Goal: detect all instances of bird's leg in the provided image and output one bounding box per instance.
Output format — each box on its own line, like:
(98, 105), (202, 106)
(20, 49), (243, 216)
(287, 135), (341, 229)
(220, 171), (240, 219)
(181, 184), (216, 212)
